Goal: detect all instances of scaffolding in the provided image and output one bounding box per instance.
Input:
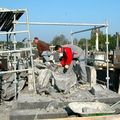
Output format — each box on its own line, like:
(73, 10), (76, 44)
(70, 23), (109, 88)
(14, 20), (109, 89)
(0, 8), (35, 100)
(0, 8), (110, 102)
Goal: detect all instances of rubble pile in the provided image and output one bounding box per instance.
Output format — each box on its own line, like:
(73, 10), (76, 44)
(34, 60), (77, 95)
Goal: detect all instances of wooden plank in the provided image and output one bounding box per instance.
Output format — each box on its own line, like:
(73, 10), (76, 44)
(43, 114), (120, 120)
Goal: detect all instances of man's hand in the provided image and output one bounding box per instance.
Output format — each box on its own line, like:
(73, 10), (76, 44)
(57, 63), (62, 67)
(63, 65), (69, 73)
(65, 65), (69, 69)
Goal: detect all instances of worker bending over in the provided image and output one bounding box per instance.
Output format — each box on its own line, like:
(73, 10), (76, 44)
(54, 44), (87, 84)
(54, 45), (73, 73)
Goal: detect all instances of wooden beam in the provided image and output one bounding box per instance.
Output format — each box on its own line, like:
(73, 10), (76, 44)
(43, 114), (120, 120)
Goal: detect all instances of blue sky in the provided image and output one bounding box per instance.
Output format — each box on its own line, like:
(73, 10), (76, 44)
(0, 0), (120, 42)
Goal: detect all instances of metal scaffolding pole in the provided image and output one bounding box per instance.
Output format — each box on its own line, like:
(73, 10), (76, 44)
(14, 21), (107, 27)
(0, 30), (29, 35)
(70, 30), (73, 45)
(13, 14), (17, 100)
(25, 9), (36, 93)
(71, 26), (105, 35)
(0, 48), (31, 54)
(0, 68), (31, 74)
(0, 8), (26, 13)
(105, 23), (110, 89)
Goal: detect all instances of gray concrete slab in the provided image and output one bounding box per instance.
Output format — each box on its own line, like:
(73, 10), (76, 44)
(8, 84), (120, 120)
(10, 109), (69, 120)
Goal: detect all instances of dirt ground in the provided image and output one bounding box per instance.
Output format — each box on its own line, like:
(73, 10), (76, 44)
(0, 100), (14, 120)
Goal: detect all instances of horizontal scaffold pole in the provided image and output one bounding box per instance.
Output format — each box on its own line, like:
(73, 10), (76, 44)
(0, 48), (31, 54)
(14, 21), (108, 27)
(71, 25), (106, 35)
(0, 30), (29, 35)
(0, 68), (30, 74)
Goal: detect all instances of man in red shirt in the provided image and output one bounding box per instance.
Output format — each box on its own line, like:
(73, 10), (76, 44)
(54, 45), (73, 73)
(54, 44), (87, 84)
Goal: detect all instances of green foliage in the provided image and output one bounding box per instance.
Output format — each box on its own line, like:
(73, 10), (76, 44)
(72, 38), (78, 45)
(0, 41), (24, 49)
(16, 42), (24, 48)
(109, 34), (117, 50)
(50, 34), (70, 45)
(50, 31), (120, 51)
(77, 31), (120, 51)
(1, 30), (119, 51)
(78, 38), (87, 49)
(88, 30), (119, 51)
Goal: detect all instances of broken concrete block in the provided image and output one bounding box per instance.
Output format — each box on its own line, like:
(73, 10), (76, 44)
(52, 69), (77, 92)
(90, 84), (106, 95)
(86, 65), (96, 87)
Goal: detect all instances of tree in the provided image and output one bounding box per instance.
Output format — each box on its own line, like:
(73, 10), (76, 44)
(73, 38), (78, 45)
(50, 34), (69, 45)
(89, 30), (119, 51)
(109, 33), (119, 50)
(78, 38), (88, 50)
(16, 42), (24, 48)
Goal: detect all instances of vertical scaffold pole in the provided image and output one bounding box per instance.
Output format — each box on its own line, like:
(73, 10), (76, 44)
(105, 21), (110, 89)
(25, 9), (36, 93)
(13, 13), (17, 100)
(70, 30), (73, 45)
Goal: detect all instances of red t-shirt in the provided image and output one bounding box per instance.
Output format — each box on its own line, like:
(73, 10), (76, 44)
(60, 47), (73, 67)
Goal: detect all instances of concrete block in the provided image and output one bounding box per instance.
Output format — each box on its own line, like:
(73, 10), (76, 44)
(86, 65), (96, 87)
